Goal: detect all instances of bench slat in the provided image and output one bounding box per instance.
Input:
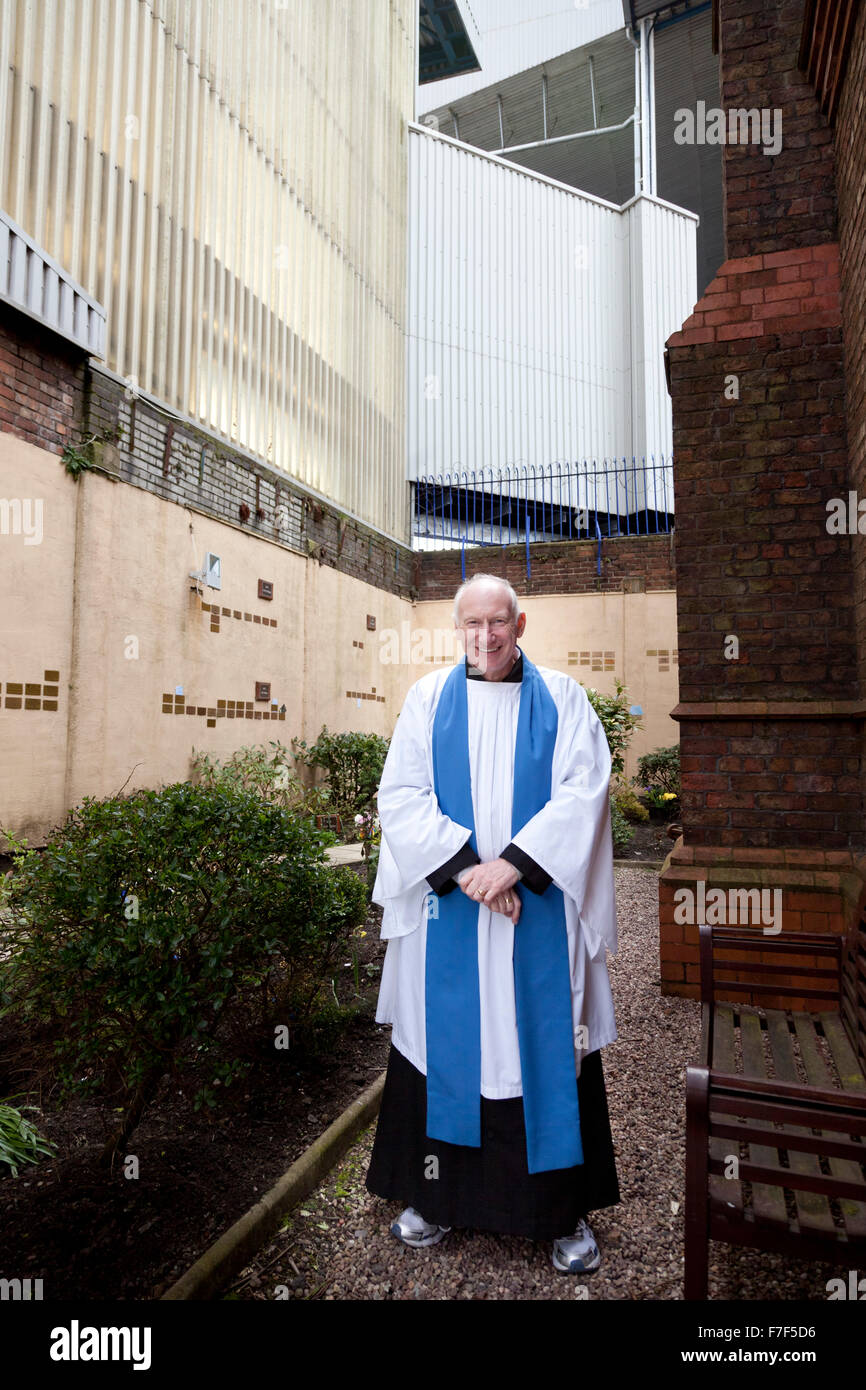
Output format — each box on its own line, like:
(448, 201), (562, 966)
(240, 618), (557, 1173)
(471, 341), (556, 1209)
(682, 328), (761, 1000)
(820, 1013), (866, 1093)
(764, 1013), (835, 1235)
(738, 1011), (789, 1226)
(792, 1014), (866, 1240)
(709, 1005), (743, 1214)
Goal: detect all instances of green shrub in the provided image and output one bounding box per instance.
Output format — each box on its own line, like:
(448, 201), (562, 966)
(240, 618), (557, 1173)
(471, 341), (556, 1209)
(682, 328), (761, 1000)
(581, 679), (643, 777)
(0, 1099), (56, 1177)
(0, 783), (367, 1162)
(609, 797), (634, 854)
(612, 778), (649, 824)
(636, 745), (681, 798)
(291, 727), (390, 821)
(191, 740), (338, 835)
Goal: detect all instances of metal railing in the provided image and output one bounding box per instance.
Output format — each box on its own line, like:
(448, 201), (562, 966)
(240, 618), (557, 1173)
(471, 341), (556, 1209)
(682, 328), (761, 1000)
(411, 457), (674, 576)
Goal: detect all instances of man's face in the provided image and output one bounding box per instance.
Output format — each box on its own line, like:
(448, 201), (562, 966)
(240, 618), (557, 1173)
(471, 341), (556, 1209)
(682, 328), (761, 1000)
(455, 583), (526, 681)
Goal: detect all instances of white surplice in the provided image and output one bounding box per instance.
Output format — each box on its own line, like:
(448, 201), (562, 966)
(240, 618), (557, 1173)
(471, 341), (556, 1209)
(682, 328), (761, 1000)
(372, 657), (618, 1099)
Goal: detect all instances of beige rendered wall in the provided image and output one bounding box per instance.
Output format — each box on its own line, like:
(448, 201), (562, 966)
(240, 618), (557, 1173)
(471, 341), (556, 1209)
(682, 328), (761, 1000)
(1, 435), (679, 846)
(0, 434), (415, 847)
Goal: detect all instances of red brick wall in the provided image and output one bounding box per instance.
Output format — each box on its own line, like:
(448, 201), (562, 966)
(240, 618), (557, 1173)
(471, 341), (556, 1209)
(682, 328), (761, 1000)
(668, 247), (854, 708)
(414, 533), (676, 601)
(660, 0), (865, 998)
(718, 0), (837, 260)
(834, 0), (866, 697)
(0, 303), (87, 455)
(678, 714), (861, 848)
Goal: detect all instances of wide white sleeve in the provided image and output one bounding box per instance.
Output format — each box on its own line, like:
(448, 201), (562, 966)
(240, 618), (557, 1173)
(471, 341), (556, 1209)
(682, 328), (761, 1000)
(372, 677), (474, 939)
(508, 677), (617, 957)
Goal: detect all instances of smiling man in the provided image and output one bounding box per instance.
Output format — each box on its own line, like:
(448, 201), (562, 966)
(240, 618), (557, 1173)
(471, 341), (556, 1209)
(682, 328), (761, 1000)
(365, 573), (620, 1274)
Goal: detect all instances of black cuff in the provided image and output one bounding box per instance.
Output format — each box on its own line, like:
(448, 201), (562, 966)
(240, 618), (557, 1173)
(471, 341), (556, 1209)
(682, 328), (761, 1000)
(501, 842), (552, 895)
(426, 840), (480, 896)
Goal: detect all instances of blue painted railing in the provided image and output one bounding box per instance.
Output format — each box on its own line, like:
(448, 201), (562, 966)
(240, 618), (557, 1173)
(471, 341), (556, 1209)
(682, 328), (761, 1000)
(411, 457), (674, 557)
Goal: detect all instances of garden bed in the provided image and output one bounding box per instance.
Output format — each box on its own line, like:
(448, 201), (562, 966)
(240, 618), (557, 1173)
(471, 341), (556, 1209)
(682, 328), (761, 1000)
(615, 818), (678, 864)
(0, 872), (389, 1301)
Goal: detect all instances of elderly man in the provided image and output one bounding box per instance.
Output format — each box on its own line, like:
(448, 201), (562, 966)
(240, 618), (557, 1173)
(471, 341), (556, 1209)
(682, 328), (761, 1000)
(365, 573), (620, 1273)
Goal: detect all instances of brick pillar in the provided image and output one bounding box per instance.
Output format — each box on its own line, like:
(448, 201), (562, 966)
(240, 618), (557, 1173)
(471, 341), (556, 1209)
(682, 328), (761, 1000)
(659, 0), (866, 999)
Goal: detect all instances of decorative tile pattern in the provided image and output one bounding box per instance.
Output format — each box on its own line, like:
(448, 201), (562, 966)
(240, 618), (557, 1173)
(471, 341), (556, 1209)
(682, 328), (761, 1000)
(2, 669), (61, 710)
(567, 651), (616, 672)
(346, 689), (385, 702)
(161, 694), (286, 724)
(201, 601), (277, 632)
(646, 648), (678, 673)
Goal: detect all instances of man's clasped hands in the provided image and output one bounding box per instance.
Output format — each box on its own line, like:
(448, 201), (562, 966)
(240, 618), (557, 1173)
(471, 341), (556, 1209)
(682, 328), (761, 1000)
(455, 858), (522, 925)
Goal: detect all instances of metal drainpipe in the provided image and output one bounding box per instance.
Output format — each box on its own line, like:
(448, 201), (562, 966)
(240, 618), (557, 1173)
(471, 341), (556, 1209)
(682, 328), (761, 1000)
(639, 18), (649, 196)
(648, 20), (657, 196)
(625, 24), (642, 200)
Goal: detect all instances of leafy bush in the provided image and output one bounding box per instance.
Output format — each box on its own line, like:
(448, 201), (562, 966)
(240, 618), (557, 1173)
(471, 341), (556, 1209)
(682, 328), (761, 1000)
(291, 727), (390, 822)
(0, 783), (367, 1162)
(611, 778), (649, 824)
(609, 797), (634, 854)
(636, 745), (680, 798)
(191, 739), (299, 803)
(191, 740), (335, 823)
(581, 679), (643, 777)
(0, 1099), (56, 1177)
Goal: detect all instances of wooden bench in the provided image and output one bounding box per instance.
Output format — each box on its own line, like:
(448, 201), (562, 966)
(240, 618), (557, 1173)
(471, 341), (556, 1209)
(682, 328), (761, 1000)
(684, 916), (866, 1299)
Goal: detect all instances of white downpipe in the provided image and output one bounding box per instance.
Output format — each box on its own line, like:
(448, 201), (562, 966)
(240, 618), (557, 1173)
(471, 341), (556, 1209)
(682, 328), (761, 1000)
(648, 22), (657, 196)
(639, 17), (649, 195)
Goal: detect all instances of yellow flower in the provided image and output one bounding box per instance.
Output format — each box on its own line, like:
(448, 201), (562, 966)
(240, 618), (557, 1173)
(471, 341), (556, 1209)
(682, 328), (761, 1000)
(662, 792), (677, 800)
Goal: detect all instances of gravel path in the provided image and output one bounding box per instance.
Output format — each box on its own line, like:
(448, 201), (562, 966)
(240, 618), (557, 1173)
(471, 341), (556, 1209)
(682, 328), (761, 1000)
(229, 867), (845, 1301)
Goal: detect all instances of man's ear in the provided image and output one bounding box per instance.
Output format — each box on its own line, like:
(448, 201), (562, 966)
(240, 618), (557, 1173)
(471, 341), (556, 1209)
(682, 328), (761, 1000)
(516, 612), (527, 637)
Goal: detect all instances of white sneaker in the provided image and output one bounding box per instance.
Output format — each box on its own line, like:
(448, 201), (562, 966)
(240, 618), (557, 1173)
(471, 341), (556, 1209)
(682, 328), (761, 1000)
(390, 1206), (451, 1248)
(551, 1217), (601, 1273)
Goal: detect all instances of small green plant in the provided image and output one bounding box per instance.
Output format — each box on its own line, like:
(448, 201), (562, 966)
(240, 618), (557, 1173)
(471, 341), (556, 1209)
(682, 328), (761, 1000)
(581, 680), (643, 778)
(611, 777), (649, 824)
(364, 841), (380, 893)
(291, 727), (390, 822)
(609, 797), (634, 854)
(0, 1099), (57, 1177)
(636, 745), (680, 798)
(61, 426), (123, 480)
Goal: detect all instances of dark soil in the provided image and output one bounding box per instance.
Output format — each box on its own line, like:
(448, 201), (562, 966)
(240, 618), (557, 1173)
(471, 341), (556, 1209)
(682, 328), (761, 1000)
(0, 865), (390, 1301)
(615, 816), (678, 864)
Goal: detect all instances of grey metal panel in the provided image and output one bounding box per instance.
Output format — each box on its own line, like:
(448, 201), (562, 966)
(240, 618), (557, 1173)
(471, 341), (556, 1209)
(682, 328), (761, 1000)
(0, 206), (107, 356)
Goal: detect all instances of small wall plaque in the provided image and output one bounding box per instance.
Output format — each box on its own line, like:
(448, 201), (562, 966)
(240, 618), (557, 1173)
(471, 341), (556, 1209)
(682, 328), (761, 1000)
(366, 614), (376, 631)
(255, 682), (271, 702)
(258, 579), (273, 600)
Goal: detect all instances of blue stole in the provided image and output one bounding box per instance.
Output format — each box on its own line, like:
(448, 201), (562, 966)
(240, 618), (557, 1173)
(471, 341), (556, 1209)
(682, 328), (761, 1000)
(426, 652), (583, 1175)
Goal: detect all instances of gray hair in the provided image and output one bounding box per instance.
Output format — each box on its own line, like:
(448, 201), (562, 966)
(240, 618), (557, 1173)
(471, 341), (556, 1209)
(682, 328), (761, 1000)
(453, 573), (520, 625)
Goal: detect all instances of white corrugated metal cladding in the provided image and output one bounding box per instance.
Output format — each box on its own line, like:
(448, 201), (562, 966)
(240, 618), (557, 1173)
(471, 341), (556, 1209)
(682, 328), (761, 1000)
(407, 122), (697, 494)
(0, 0), (415, 539)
